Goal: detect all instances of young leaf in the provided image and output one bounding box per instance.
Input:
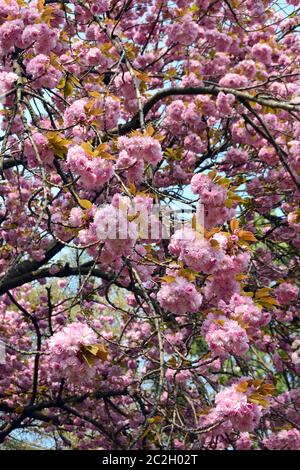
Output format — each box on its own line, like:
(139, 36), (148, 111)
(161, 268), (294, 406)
(230, 219), (239, 232)
(235, 380), (249, 393)
(159, 275), (176, 283)
(78, 199), (93, 210)
(46, 132), (71, 158)
(238, 230), (257, 242)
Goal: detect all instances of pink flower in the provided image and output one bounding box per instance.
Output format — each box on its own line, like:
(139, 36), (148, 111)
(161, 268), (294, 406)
(204, 205), (234, 229)
(203, 317), (249, 358)
(85, 47), (108, 67)
(291, 338), (300, 365)
(183, 99), (214, 130)
(157, 277), (202, 315)
(263, 429), (300, 450)
(64, 98), (88, 127)
(168, 228), (196, 257)
(184, 134), (206, 153)
(0, 71), (18, 93)
(22, 23), (58, 54)
(216, 92), (235, 116)
(26, 54), (49, 76)
(0, 0), (20, 22)
(118, 135), (162, 166)
(169, 231), (224, 274)
(191, 174), (227, 205)
(0, 19), (24, 50)
(166, 15), (199, 45)
(69, 207), (84, 227)
(26, 54), (62, 88)
(89, 0), (109, 14)
(24, 132), (54, 168)
(225, 148), (248, 164)
(48, 322), (99, 383)
(94, 203), (137, 243)
(67, 145), (114, 190)
(114, 71), (138, 99)
(219, 73), (248, 88)
(115, 150), (144, 185)
(89, 96), (120, 130)
(179, 172), (232, 230)
(219, 292), (267, 329)
(251, 43), (272, 65)
(166, 100), (185, 121)
(236, 60), (257, 79)
(275, 283), (299, 305)
(236, 433), (253, 450)
(214, 383), (262, 432)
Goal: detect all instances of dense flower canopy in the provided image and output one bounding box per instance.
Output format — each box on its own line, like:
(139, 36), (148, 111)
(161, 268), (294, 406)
(0, 0), (300, 450)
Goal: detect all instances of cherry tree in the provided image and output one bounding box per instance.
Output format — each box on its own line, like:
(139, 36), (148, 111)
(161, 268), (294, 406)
(0, 0), (300, 450)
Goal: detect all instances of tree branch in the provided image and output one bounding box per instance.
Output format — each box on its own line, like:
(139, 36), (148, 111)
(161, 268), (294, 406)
(115, 84), (300, 136)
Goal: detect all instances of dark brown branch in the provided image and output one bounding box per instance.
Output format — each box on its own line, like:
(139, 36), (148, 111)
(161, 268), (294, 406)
(0, 261), (143, 297)
(114, 84), (300, 136)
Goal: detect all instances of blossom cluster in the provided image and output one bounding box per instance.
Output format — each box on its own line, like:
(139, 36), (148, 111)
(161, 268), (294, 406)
(47, 322), (99, 383)
(191, 174), (234, 228)
(118, 135), (163, 166)
(66, 145), (114, 190)
(157, 276), (203, 315)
